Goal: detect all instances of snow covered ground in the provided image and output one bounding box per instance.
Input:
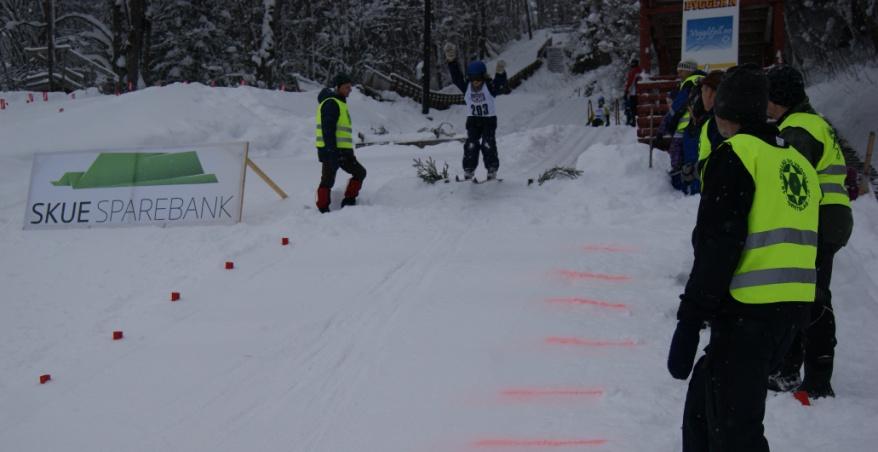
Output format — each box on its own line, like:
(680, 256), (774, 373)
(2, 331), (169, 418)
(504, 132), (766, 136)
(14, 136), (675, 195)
(2, 47), (878, 451)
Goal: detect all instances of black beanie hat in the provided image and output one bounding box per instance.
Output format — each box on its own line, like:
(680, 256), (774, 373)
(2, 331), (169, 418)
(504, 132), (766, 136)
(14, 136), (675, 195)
(332, 72), (353, 88)
(766, 65), (807, 107)
(714, 63), (768, 126)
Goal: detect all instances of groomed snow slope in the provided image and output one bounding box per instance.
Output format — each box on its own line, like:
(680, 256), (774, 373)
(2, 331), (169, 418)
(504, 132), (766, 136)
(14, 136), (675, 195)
(2, 59), (878, 451)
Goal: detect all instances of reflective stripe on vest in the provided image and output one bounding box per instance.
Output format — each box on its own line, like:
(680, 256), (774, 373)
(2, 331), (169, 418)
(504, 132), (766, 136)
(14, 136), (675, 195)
(779, 112), (850, 207)
(675, 74), (705, 133)
(316, 98), (353, 149)
(726, 134), (819, 304)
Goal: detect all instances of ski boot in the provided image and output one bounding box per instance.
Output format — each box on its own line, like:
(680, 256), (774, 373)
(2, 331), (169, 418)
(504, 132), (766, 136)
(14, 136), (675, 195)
(767, 369), (801, 393)
(799, 355), (835, 398)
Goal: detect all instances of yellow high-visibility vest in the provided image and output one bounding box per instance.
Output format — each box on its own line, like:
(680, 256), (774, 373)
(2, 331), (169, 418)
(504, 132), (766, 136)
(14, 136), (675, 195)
(726, 134), (820, 304)
(697, 117), (713, 182)
(316, 98), (353, 150)
(675, 74), (705, 133)
(779, 112), (851, 207)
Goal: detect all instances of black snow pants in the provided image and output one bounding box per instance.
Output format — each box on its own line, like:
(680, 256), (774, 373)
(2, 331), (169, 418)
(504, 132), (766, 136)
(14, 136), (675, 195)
(777, 242), (844, 387)
(625, 95), (638, 126)
(319, 152), (367, 189)
(683, 306), (808, 452)
(463, 116), (498, 173)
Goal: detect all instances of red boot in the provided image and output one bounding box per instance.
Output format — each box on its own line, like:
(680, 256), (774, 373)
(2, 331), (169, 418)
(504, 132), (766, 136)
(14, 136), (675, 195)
(342, 178), (362, 207)
(316, 187), (331, 213)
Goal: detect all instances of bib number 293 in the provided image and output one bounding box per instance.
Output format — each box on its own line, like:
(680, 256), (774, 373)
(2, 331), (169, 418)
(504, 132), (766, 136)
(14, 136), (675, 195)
(470, 104), (488, 116)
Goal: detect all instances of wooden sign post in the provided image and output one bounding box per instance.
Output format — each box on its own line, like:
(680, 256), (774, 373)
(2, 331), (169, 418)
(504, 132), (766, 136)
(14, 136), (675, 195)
(246, 158), (288, 200)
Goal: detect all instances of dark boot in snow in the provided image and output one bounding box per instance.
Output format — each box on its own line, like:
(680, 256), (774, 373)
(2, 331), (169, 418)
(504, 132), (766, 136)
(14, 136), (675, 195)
(341, 197), (357, 208)
(799, 355), (835, 398)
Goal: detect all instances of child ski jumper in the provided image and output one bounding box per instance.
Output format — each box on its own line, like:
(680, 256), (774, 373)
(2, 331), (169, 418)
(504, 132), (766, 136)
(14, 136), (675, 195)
(589, 97), (611, 127)
(444, 43), (509, 180)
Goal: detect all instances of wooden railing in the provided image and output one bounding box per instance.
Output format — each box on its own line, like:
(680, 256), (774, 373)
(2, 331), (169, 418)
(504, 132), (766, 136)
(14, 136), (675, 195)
(634, 77), (676, 143)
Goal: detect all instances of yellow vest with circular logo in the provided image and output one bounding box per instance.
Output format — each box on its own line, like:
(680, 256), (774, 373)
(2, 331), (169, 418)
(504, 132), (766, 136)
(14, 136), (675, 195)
(675, 74), (705, 133)
(726, 134), (819, 304)
(779, 112), (850, 207)
(315, 98), (353, 150)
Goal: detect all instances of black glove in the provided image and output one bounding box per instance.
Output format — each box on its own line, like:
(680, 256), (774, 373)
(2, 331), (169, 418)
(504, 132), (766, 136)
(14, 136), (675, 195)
(667, 320), (701, 380)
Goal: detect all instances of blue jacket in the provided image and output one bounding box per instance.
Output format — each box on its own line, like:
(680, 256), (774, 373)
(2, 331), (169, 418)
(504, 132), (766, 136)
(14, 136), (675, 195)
(663, 70), (706, 135)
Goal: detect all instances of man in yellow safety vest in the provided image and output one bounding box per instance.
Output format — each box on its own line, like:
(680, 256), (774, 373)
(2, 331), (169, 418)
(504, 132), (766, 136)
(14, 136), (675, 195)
(667, 64), (817, 452)
(765, 65), (853, 398)
(315, 72), (366, 213)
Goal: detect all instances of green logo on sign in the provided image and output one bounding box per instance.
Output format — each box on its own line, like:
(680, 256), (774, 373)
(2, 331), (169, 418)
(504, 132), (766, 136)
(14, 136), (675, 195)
(779, 159), (811, 211)
(52, 151), (218, 189)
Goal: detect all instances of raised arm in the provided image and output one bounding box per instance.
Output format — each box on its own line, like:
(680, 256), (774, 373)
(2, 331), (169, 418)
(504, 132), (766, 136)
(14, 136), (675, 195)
(447, 60), (468, 93)
(444, 43), (468, 93)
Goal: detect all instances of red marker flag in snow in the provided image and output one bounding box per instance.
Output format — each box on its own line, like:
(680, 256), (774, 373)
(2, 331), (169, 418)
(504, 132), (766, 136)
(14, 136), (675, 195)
(793, 390), (811, 406)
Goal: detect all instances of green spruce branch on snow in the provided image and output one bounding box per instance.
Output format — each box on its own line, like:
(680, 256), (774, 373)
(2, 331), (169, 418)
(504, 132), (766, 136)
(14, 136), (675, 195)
(413, 157), (449, 184)
(534, 166), (584, 186)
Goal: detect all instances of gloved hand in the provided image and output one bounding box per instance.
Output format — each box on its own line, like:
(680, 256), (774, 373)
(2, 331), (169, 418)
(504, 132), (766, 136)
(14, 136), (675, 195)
(667, 320), (701, 380)
(496, 59), (506, 74)
(444, 42), (457, 62)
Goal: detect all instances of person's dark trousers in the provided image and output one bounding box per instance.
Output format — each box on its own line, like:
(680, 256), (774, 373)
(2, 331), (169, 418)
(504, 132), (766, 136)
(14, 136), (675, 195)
(772, 241), (843, 392)
(801, 242), (844, 388)
(683, 309), (808, 452)
(463, 116), (498, 173)
(316, 152), (366, 211)
(626, 95), (638, 126)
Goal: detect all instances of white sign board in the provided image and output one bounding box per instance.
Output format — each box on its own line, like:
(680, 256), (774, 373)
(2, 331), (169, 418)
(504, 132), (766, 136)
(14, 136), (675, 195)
(24, 142), (248, 230)
(681, 0), (740, 70)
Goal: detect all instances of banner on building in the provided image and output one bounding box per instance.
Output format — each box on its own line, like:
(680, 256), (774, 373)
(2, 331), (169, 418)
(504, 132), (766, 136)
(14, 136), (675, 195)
(24, 142), (248, 230)
(681, 0), (740, 70)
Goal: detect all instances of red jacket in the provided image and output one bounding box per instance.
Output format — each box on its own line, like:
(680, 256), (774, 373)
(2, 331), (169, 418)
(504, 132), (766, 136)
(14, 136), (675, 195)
(624, 66), (642, 96)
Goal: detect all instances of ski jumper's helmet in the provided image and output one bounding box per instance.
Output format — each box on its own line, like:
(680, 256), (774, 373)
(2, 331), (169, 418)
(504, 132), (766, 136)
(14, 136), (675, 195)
(466, 61), (487, 80)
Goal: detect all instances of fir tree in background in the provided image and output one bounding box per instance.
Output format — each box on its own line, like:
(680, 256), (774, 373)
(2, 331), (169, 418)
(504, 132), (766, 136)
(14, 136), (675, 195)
(1, 0), (875, 92)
